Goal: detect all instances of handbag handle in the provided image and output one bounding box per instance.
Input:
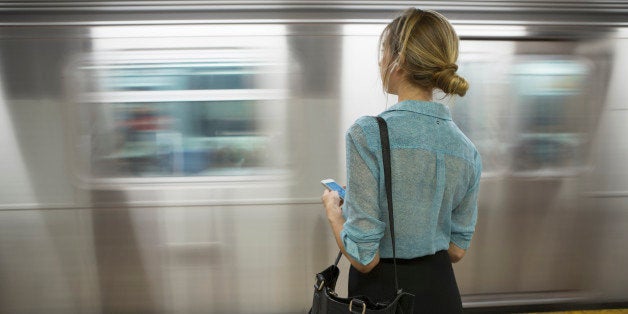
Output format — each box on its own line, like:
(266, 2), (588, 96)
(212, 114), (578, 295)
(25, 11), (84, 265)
(375, 116), (401, 295)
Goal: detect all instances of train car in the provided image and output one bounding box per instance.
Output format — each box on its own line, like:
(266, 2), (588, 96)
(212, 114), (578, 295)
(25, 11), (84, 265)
(0, 1), (627, 313)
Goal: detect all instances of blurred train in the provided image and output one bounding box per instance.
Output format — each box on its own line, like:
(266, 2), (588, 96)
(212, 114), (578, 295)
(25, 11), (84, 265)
(1, 1), (627, 313)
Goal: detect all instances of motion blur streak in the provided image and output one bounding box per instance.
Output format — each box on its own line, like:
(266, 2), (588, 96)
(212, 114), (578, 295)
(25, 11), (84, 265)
(0, 65), (37, 203)
(0, 1), (627, 313)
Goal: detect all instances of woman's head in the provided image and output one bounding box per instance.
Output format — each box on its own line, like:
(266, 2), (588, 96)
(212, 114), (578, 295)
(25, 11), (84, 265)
(379, 8), (468, 97)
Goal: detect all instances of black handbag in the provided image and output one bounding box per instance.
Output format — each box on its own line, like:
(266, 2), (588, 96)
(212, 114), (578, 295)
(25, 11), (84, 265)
(310, 116), (415, 314)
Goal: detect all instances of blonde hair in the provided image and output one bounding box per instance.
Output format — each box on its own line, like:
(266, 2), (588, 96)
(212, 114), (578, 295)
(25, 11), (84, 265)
(379, 8), (469, 97)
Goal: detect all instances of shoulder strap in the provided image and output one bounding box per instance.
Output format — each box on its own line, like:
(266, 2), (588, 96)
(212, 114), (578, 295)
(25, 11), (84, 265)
(375, 116), (401, 294)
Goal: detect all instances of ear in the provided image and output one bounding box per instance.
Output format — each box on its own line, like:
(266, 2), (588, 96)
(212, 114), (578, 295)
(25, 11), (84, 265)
(391, 65), (406, 79)
(390, 66), (407, 82)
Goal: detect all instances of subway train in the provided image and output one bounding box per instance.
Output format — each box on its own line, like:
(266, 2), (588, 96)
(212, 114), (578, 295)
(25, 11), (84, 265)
(1, 1), (627, 313)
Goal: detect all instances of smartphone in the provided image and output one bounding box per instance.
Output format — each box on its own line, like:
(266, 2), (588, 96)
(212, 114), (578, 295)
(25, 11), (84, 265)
(321, 179), (346, 200)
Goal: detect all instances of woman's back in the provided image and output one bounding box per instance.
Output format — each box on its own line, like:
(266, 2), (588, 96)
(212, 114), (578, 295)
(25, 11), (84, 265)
(342, 100), (482, 264)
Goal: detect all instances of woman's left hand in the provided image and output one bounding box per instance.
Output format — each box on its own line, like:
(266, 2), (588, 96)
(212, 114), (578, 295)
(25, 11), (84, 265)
(322, 189), (344, 223)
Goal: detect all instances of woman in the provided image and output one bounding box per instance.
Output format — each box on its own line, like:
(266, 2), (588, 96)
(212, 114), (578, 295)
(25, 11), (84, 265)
(321, 8), (481, 313)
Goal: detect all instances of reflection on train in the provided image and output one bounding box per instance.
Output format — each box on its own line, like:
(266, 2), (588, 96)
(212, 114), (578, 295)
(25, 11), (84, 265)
(0, 1), (627, 313)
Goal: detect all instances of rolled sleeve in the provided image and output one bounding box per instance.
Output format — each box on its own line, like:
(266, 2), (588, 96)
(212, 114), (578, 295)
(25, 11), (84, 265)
(341, 122), (386, 265)
(450, 152), (482, 249)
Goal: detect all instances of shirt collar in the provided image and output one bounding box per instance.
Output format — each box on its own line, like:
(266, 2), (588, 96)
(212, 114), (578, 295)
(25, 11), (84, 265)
(385, 100), (452, 120)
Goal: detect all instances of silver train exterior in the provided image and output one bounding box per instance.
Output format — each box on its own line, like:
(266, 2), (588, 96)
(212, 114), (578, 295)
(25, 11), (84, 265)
(0, 1), (627, 313)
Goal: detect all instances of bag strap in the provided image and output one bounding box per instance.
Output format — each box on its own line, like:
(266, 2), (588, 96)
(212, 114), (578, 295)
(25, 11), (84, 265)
(333, 116), (400, 295)
(375, 115), (401, 294)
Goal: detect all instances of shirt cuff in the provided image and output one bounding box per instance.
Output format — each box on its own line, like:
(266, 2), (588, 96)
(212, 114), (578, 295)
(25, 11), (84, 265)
(340, 228), (380, 265)
(450, 233), (472, 250)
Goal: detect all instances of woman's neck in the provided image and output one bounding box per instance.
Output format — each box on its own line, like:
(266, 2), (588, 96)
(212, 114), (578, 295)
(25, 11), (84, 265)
(395, 81), (433, 102)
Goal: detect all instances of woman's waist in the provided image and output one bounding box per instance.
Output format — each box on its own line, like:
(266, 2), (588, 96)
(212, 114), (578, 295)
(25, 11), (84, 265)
(379, 250), (449, 264)
(377, 239), (450, 260)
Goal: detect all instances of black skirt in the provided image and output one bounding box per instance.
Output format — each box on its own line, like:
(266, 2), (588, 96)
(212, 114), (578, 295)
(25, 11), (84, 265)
(348, 250), (462, 314)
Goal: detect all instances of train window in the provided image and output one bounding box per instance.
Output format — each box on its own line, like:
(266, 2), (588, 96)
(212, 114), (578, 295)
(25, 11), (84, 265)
(83, 100), (282, 178)
(447, 42), (591, 178)
(510, 58), (589, 175)
(71, 49), (288, 183)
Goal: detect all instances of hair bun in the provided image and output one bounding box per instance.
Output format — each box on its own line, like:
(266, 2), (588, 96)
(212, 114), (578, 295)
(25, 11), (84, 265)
(432, 64), (468, 97)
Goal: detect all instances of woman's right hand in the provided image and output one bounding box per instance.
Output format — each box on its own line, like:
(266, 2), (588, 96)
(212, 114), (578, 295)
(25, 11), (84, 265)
(322, 189), (343, 223)
(448, 242), (466, 263)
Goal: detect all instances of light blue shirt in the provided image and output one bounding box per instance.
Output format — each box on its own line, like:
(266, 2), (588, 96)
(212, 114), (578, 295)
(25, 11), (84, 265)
(340, 100), (482, 265)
